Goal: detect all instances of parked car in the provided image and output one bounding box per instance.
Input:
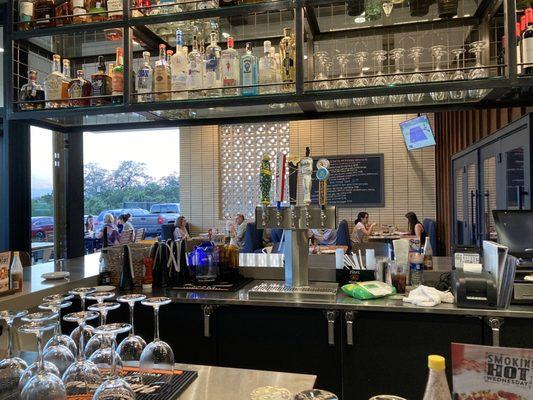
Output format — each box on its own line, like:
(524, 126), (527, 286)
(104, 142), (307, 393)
(31, 216), (54, 240)
(149, 203), (180, 214)
(94, 208), (149, 233)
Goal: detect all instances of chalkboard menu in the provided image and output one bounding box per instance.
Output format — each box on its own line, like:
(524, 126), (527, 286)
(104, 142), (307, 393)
(311, 154), (384, 207)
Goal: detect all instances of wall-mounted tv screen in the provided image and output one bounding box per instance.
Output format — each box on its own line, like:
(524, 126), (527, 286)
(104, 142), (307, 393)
(399, 115), (436, 151)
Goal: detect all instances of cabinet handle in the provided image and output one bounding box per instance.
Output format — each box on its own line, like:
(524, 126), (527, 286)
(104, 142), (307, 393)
(202, 305), (216, 338)
(345, 311), (355, 347)
(487, 317), (504, 347)
(325, 310), (337, 346)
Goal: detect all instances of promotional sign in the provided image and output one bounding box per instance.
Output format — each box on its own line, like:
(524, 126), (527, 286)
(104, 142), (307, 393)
(452, 342), (533, 400)
(0, 252), (11, 293)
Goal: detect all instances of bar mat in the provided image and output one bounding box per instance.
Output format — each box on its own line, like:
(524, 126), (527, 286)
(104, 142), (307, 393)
(172, 277), (253, 292)
(123, 369), (198, 400)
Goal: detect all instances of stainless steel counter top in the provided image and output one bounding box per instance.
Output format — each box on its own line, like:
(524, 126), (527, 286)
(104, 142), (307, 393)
(0, 254), (100, 310)
(176, 363), (316, 400)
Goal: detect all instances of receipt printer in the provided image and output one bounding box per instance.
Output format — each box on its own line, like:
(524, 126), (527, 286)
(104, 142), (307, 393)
(452, 269), (498, 309)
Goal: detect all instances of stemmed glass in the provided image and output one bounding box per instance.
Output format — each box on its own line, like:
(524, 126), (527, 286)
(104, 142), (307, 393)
(468, 41), (489, 99)
(39, 301), (76, 376)
(116, 294), (147, 365)
(429, 45), (448, 101)
(334, 54), (352, 108)
(0, 310), (28, 391)
(449, 48), (467, 100)
(18, 321), (67, 400)
(19, 312), (62, 390)
(62, 311), (102, 397)
(42, 293), (77, 355)
(85, 301), (121, 358)
(314, 51), (333, 110)
(353, 51), (369, 106)
(140, 297), (175, 373)
(92, 323), (135, 400)
(371, 50), (388, 105)
(69, 287), (97, 344)
(389, 48), (406, 103)
(407, 46), (426, 102)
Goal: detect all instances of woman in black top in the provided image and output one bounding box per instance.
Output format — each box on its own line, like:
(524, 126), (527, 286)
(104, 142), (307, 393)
(405, 211), (426, 245)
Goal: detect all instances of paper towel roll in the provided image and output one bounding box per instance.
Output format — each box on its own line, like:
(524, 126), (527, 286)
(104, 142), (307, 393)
(463, 263), (483, 274)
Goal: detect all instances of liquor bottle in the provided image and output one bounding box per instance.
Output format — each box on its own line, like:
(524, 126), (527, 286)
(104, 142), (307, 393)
(219, 0), (239, 6)
(259, 40), (277, 95)
(61, 59), (72, 106)
(19, 0), (35, 31)
(44, 54), (64, 108)
(137, 51), (153, 103)
(240, 42), (258, 96)
(10, 252), (23, 293)
(170, 30), (188, 100)
(279, 27), (296, 91)
(153, 44), (170, 101)
(523, 8), (533, 74)
(187, 36), (204, 98)
(34, 0), (55, 28)
(68, 70), (92, 106)
(106, 0), (122, 19)
(112, 48), (124, 103)
(88, 0), (107, 22)
(166, 49), (174, 67)
(205, 31), (222, 97)
(19, 70), (45, 110)
(220, 36), (239, 96)
(517, 22), (523, 75)
(423, 237), (433, 270)
(422, 355), (452, 400)
(91, 56), (112, 105)
(55, 0), (71, 26)
(72, 0), (89, 23)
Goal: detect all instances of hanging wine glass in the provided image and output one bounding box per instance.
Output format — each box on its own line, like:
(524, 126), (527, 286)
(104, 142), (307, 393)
(116, 294), (147, 365)
(18, 312), (62, 390)
(18, 321), (67, 400)
(69, 287), (97, 345)
(314, 51), (334, 110)
(85, 301), (121, 358)
(407, 46), (426, 102)
(335, 54), (352, 108)
(353, 51), (369, 106)
(449, 48), (467, 100)
(468, 40), (489, 99)
(371, 50), (388, 105)
(40, 301), (76, 377)
(0, 310), (29, 391)
(92, 323), (135, 400)
(62, 311), (102, 397)
(140, 297), (175, 373)
(389, 48), (406, 103)
(429, 45), (448, 101)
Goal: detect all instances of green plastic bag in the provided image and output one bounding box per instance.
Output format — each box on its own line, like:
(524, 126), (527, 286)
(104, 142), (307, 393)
(341, 280), (396, 300)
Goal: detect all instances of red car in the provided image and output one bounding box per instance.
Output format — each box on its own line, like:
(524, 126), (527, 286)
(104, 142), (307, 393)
(31, 217), (54, 240)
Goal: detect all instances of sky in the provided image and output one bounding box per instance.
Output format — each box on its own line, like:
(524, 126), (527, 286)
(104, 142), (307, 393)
(30, 126), (180, 198)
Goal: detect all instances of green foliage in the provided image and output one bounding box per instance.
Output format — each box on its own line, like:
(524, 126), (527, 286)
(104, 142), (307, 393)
(31, 161), (180, 217)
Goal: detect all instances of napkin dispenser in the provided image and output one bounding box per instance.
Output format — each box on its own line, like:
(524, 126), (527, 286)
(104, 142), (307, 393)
(452, 269), (498, 309)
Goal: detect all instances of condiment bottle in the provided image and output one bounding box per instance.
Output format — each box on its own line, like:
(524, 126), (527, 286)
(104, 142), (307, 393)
(422, 355), (452, 400)
(10, 252), (23, 292)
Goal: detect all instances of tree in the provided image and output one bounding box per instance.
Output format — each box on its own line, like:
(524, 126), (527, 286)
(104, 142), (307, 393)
(84, 162), (110, 197)
(111, 161), (150, 189)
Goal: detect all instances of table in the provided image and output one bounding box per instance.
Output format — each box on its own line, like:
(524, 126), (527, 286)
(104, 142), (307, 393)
(368, 234), (402, 242)
(31, 241), (55, 263)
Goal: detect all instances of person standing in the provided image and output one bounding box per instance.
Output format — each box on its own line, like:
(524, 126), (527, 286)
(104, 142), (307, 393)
(405, 211), (426, 245)
(122, 213), (134, 232)
(229, 213), (247, 249)
(351, 212), (377, 244)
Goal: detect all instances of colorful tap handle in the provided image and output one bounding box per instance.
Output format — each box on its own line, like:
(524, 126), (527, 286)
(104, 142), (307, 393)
(275, 152), (287, 209)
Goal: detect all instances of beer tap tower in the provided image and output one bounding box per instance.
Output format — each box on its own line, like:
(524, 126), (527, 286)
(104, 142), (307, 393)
(250, 148), (338, 300)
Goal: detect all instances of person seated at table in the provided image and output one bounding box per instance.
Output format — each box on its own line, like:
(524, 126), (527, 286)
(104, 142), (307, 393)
(351, 212), (377, 244)
(229, 213), (247, 249)
(85, 215), (94, 235)
(309, 229), (337, 246)
(96, 213), (120, 246)
(405, 211), (427, 245)
(122, 213), (134, 232)
(174, 216), (191, 240)
(116, 215), (124, 234)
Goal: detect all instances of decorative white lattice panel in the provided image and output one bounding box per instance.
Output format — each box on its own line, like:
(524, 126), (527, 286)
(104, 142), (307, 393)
(220, 123), (290, 220)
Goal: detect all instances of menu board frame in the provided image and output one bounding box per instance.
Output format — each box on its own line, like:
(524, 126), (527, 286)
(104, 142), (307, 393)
(311, 154), (385, 208)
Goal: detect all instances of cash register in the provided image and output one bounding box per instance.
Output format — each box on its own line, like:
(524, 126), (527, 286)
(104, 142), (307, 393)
(493, 210), (533, 304)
